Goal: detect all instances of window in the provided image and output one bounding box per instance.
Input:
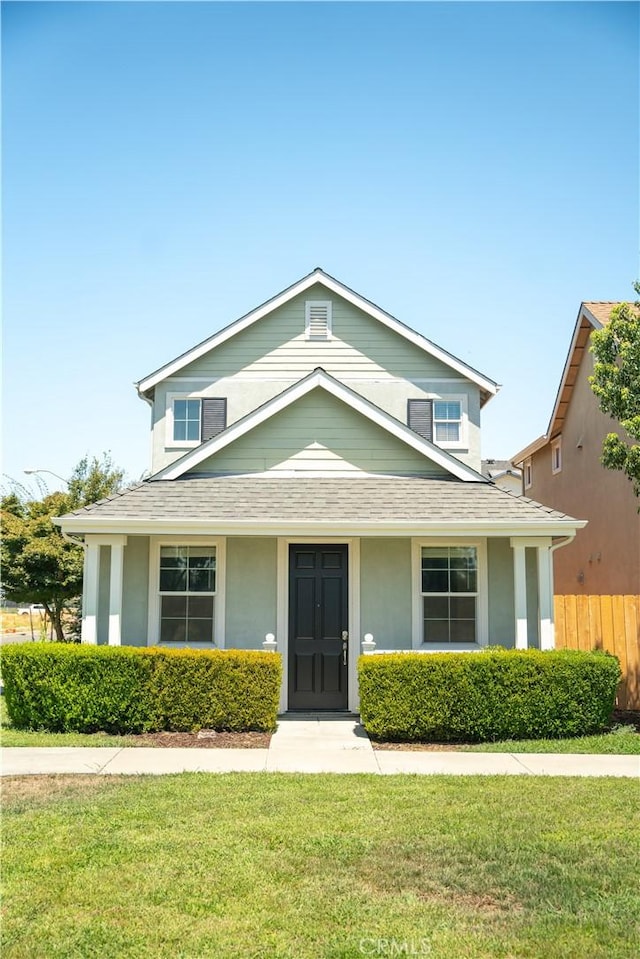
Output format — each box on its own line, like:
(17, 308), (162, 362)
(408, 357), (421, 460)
(305, 300), (332, 340)
(433, 400), (462, 444)
(551, 438), (562, 475)
(159, 545), (216, 643)
(421, 546), (477, 644)
(173, 399), (201, 443)
(167, 396), (227, 447)
(524, 458), (533, 490)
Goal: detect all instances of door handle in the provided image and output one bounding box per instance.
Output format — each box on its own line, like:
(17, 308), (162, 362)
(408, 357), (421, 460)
(342, 631), (348, 666)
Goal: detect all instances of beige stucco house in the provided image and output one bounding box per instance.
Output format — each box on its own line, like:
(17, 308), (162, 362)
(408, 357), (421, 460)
(57, 270), (584, 712)
(512, 301), (639, 707)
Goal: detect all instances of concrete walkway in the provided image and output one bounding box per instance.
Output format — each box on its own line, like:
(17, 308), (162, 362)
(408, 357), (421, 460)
(2, 716), (639, 778)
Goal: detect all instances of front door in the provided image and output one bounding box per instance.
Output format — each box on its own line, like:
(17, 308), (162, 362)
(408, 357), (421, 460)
(288, 544), (349, 710)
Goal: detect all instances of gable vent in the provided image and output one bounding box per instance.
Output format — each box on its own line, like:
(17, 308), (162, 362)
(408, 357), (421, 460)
(201, 398), (227, 442)
(305, 300), (332, 340)
(407, 399), (433, 441)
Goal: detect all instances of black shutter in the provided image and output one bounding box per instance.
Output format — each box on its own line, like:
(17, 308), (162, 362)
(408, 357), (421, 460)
(407, 399), (433, 441)
(201, 398), (227, 442)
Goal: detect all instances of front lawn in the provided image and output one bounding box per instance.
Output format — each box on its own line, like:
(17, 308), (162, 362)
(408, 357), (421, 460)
(2, 774), (638, 958)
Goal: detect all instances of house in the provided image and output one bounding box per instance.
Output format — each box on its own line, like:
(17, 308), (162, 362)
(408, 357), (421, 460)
(512, 301), (640, 707)
(481, 459), (522, 495)
(56, 269), (585, 713)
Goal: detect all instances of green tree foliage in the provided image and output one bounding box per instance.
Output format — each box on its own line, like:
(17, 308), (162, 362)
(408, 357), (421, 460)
(1, 455), (125, 641)
(589, 287), (640, 497)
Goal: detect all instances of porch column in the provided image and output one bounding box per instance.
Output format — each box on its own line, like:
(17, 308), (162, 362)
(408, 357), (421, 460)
(107, 537), (127, 646)
(81, 540), (100, 644)
(537, 546), (554, 650)
(511, 542), (528, 649)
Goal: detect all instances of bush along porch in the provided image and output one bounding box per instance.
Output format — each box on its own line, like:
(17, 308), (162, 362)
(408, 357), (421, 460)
(358, 648), (621, 743)
(0, 644), (282, 734)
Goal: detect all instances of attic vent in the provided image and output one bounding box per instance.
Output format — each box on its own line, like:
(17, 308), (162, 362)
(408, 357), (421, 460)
(201, 398), (227, 442)
(305, 300), (332, 340)
(407, 399), (433, 441)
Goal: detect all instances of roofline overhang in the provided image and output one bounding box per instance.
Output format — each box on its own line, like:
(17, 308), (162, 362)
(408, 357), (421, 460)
(54, 516), (587, 538)
(135, 268), (499, 399)
(511, 435), (547, 466)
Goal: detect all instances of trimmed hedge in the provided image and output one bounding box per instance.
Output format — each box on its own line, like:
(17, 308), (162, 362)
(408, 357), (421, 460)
(0, 644), (282, 733)
(358, 649), (621, 742)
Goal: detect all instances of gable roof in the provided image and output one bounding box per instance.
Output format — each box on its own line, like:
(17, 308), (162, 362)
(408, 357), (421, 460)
(152, 367), (487, 483)
(512, 301), (621, 465)
(136, 268), (499, 402)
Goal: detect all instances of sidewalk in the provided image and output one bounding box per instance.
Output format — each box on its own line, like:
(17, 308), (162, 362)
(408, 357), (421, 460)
(2, 716), (639, 778)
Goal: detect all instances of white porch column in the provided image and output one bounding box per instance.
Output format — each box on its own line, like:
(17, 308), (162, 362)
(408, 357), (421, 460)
(511, 542), (528, 649)
(81, 540), (100, 644)
(107, 537), (127, 646)
(537, 546), (554, 650)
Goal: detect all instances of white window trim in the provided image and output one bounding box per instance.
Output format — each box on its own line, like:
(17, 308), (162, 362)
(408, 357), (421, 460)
(411, 538), (488, 650)
(551, 438), (562, 475)
(165, 392), (202, 449)
(147, 536), (226, 648)
(305, 300), (333, 340)
(524, 457), (533, 490)
(432, 394), (468, 449)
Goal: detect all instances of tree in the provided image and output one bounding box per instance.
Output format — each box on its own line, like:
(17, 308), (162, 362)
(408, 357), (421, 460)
(589, 285), (640, 497)
(1, 454), (125, 641)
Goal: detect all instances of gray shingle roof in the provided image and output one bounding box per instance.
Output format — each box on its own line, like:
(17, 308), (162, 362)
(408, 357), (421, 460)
(60, 475), (578, 526)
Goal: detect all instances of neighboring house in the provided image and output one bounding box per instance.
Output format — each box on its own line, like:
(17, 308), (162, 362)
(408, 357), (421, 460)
(57, 269), (584, 713)
(512, 301), (640, 708)
(481, 459), (522, 495)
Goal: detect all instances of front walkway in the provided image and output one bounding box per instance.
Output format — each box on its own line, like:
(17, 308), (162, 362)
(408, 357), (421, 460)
(2, 716), (638, 777)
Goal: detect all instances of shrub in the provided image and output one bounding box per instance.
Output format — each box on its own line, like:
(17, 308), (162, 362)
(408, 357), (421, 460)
(0, 644), (282, 734)
(358, 649), (621, 742)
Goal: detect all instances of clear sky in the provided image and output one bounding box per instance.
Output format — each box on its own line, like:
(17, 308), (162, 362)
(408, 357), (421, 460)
(2, 1), (638, 492)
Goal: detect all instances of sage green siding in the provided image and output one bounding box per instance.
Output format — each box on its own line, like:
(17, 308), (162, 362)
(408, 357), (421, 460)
(360, 539), (413, 649)
(122, 536), (149, 647)
(189, 388), (445, 476)
(487, 538), (515, 648)
(97, 547), (110, 645)
(149, 285), (483, 474)
(180, 285), (454, 380)
(225, 537), (277, 648)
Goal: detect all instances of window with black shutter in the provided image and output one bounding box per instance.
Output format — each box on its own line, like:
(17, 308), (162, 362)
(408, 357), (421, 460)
(201, 398), (227, 442)
(407, 399), (433, 441)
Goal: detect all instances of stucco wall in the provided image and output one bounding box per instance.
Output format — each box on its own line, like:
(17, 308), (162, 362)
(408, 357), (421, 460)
(359, 539), (413, 649)
(528, 343), (640, 594)
(486, 538), (516, 648)
(225, 537), (277, 648)
(121, 536), (150, 646)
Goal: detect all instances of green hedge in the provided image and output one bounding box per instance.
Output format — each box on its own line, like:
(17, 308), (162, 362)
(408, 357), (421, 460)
(358, 649), (621, 742)
(0, 644), (282, 733)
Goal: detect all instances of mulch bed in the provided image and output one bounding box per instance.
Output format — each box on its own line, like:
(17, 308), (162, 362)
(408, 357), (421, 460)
(132, 730), (272, 749)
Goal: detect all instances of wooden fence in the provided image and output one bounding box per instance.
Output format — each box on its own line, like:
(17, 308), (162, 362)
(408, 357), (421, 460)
(554, 595), (640, 710)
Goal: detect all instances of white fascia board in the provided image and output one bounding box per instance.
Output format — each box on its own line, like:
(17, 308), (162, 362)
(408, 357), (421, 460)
(136, 269), (499, 397)
(152, 369), (485, 482)
(511, 435), (547, 466)
(56, 516), (587, 538)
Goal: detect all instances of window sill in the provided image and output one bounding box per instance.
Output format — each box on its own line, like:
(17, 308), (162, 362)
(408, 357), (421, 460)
(156, 641), (217, 649)
(165, 441), (201, 450)
(418, 643), (484, 653)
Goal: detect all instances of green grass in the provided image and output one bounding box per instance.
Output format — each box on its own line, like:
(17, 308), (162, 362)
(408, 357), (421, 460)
(462, 724), (640, 754)
(0, 699), (137, 747)
(2, 774), (638, 958)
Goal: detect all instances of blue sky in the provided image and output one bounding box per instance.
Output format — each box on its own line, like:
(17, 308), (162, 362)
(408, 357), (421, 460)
(3, 1), (638, 491)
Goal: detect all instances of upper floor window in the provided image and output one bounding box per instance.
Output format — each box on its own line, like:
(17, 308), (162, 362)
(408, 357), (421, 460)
(305, 300), (332, 340)
(173, 399), (201, 442)
(167, 395), (227, 447)
(407, 395), (468, 449)
(551, 438), (562, 475)
(524, 458), (533, 490)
